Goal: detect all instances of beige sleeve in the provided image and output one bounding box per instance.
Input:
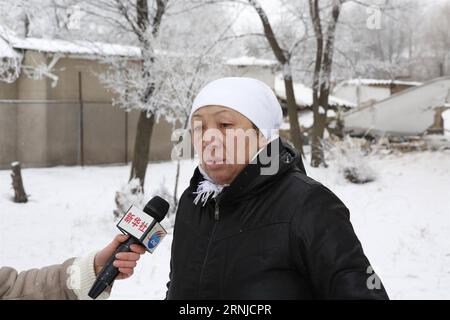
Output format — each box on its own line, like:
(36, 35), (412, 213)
(68, 252), (110, 300)
(0, 258), (78, 300)
(0, 252), (110, 300)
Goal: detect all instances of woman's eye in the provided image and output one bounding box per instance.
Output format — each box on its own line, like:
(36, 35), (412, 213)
(220, 123), (233, 128)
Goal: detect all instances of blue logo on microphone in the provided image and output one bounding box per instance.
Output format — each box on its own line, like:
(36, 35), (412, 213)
(147, 230), (164, 250)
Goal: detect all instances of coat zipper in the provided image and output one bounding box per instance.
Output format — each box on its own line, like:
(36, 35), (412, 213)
(214, 200), (220, 221)
(198, 198), (220, 297)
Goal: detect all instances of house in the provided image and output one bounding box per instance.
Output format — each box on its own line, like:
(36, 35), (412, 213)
(333, 78), (422, 107)
(274, 73), (356, 112)
(273, 73), (355, 133)
(223, 55), (278, 88)
(342, 77), (450, 137)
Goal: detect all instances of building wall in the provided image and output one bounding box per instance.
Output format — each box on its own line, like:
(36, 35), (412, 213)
(0, 51), (178, 169)
(0, 81), (18, 166)
(16, 51), (49, 167)
(343, 77), (450, 136)
(225, 65), (275, 89)
(333, 85), (391, 106)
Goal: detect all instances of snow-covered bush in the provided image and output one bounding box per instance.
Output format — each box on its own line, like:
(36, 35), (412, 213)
(324, 136), (377, 184)
(113, 178), (145, 219)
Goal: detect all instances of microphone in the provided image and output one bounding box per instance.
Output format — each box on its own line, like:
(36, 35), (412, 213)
(88, 196), (170, 299)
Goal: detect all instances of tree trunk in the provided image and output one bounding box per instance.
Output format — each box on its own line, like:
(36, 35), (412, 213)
(129, 113), (155, 190)
(309, 0), (341, 168)
(11, 162), (28, 203)
(127, 0), (166, 191)
(284, 77), (304, 154)
(310, 110), (327, 167)
(248, 0), (304, 155)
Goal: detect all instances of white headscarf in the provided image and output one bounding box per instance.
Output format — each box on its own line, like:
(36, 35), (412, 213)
(190, 77), (283, 140)
(190, 77), (283, 206)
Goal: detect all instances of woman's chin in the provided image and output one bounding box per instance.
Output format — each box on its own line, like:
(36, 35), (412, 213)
(204, 161), (226, 171)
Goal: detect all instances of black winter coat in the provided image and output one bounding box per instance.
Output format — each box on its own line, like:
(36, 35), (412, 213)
(166, 138), (389, 300)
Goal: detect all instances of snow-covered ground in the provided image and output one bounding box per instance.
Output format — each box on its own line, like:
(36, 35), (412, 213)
(1, 150), (450, 299)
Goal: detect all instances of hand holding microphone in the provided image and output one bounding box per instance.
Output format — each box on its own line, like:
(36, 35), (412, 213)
(88, 196), (170, 299)
(94, 234), (146, 280)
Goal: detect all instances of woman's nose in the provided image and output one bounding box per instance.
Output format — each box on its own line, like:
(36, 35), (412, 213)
(202, 130), (224, 150)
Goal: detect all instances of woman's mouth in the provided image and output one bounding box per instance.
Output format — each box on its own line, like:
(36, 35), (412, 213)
(204, 159), (226, 169)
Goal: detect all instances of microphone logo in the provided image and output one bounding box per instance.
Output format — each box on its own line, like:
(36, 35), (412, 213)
(148, 230), (165, 249)
(143, 223), (167, 253)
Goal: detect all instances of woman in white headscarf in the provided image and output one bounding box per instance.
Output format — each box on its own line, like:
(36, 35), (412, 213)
(165, 77), (388, 300)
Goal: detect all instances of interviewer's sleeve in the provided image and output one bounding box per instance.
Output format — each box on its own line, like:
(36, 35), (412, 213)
(290, 184), (389, 300)
(0, 252), (109, 300)
(0, 258), (78, 300)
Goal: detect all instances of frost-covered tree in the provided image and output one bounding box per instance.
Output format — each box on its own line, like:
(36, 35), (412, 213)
(94, 0), (235, 190)
(245, 0), (305, 155)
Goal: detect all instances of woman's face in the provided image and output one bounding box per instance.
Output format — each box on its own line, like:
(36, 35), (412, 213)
(191, 105), (266, 185)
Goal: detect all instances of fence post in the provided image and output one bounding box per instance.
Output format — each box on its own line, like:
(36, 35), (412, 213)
(78, 71), (84, 167)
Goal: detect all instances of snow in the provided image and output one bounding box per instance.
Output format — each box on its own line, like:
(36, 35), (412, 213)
(274, 73), (356, 108)
(225, 56), (277, 67)
(280, 109), (337, 131)
(443, 109), (450, 136)
(339, 78), (423, 87)
(0, 159), (197, 300)
(0, 24), (141, 58)
(280, 110), (314, 130)
(10, 37), (141, 58)
(319, 106), (326, 114)
(1, 150), (450, 299)
(0, 36), (21, 59)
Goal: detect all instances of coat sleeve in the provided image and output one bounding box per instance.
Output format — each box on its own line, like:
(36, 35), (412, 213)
(290, 184), (389, 300)
(0, 252), (110, 300)
(0, 258), (78, 300)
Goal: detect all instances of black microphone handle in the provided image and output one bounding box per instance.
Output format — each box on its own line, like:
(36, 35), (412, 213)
(88, 235), (140, 299)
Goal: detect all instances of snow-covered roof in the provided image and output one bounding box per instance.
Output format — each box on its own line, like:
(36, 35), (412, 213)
(225, 56), (277, 67)
(274, 74), (356, 108)
(4, 36), (141, 58)
(343, 76), (450, 136)
(13, 37), (141, 57)
(0, 24), (141, 58)
(337, 78), (423, 87)
(2, 28), (277, 67)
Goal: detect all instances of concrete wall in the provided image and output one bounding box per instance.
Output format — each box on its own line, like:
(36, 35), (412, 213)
(0, 80), (18, 166)
(46, 102), (79, 166)
(0, 51), (178, 169)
